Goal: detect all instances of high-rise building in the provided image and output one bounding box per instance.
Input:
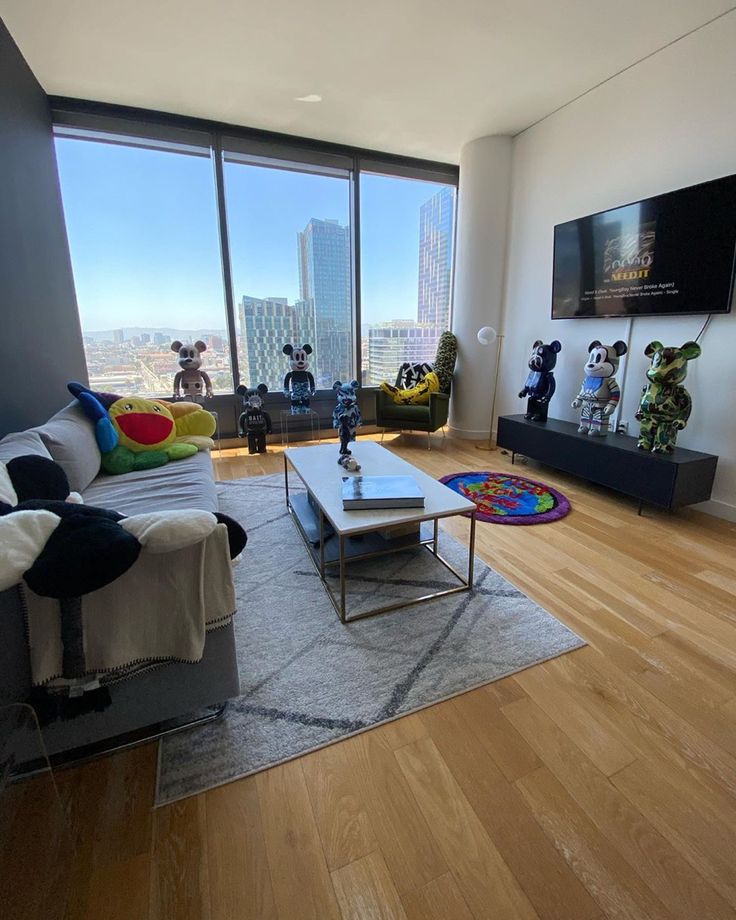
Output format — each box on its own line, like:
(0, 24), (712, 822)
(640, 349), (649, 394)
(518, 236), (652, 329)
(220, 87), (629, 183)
(297, 218), (351, 388)
(417, 186), (455, 329)
(238, 295), (296, 388)
(140, 332), (151, 345)
(367, 321), (441, 387)
(153, 332), (168, 345)
(112, 328), (125, 345)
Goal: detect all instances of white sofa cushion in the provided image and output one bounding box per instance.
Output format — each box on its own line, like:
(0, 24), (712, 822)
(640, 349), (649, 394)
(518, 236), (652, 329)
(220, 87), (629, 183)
(0, 429), (53, 463)
(33, 402), (101, 492)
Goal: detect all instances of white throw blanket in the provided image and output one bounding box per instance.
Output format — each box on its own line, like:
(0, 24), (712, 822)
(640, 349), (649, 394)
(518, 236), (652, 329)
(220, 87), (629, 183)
(22, 524), (236, 688)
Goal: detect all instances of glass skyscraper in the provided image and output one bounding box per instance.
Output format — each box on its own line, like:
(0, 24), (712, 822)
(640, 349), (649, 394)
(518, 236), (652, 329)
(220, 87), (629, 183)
(297, 218), (352, 388)
(238, 295), (295, 388)
(417, 186), (455, 328)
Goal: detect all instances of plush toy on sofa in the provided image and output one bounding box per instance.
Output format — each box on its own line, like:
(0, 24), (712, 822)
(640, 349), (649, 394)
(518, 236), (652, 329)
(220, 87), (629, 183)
(332, 380), (361, 466)
(236, 383), (272, 454)
(635, 340), (701, 453)
(283, 343), (316, 414)
(172, 340), (213, 400)
(68, 382), (216, 475)
(518, 339), (561, 422)
(572, 340), (628, 436)
(0, 454), (246, 689)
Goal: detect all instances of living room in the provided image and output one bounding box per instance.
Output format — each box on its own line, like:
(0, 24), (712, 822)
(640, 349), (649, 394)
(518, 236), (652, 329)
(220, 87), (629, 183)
(1, 3), (735, 919)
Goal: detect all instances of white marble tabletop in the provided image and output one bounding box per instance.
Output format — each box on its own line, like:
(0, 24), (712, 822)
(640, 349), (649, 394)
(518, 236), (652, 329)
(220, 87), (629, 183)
(285, 441), (475, 535)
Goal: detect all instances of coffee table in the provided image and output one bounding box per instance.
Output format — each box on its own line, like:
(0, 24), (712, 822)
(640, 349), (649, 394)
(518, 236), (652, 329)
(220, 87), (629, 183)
(284, 441), (476, 623)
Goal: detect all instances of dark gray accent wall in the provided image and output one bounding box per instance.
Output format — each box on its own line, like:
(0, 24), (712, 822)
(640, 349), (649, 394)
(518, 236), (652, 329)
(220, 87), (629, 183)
(0, 18), (87, 437)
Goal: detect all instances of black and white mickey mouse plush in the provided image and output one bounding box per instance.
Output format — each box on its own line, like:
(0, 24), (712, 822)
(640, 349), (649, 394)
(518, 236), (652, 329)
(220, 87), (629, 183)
(0, 455), (247, 696)
(283, 343), (316, 414)
(236, 383), (272, 454)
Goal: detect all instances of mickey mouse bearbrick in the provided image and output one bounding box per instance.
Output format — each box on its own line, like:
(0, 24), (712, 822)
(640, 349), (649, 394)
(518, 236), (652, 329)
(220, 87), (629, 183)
(572, 340), (627, 436)
(332, 380), (361, 469)
(283, 343), (316, 414)
(172, 340), (213, 400)
(636, 340), (701, 453)
(0, 455), (246, 703)
(236, 383), (272, 454)
(518, 339), (561, 422)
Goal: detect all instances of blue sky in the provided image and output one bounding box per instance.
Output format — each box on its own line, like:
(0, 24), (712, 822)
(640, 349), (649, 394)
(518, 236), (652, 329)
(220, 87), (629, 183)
(54, 138), (451, 332)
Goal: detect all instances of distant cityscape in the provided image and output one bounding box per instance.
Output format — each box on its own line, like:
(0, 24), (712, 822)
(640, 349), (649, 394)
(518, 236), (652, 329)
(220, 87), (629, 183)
(80, 186), (454, 396)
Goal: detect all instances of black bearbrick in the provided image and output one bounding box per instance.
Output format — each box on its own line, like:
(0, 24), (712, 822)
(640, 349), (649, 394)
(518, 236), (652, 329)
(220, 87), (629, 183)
(518, 339), (562, 422)
(236, 384), (272, 454)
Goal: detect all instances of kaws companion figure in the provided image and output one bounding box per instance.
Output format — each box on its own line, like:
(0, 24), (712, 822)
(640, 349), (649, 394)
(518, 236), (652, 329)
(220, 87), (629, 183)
(572, 340), (627, 436)
(332, 380), (361, 468)
(518, 339), (561, 422)
(172, 340), (213, 400)
(283, 343), (315, 414)
(636, 341), (701, 453)
(236, 384), (272, 454)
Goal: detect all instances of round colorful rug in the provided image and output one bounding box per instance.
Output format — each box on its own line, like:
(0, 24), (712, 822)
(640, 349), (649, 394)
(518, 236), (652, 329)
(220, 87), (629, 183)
(439, 471), (571, 525)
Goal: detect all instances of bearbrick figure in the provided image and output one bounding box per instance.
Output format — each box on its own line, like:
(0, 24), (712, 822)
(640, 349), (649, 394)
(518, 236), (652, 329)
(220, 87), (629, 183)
(635, 340), (701, 453)
(283, 343), (316, 414)
(572, 340), (628, 436)
(172, 340), (213, 400)
(518, 340), (561, 422)
(332, 380), (361, 462)
(236, 383), (272, 454)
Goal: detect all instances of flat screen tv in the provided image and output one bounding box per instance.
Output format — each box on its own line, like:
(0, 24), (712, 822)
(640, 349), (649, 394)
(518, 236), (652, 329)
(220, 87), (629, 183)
(551, 174), (736, 319)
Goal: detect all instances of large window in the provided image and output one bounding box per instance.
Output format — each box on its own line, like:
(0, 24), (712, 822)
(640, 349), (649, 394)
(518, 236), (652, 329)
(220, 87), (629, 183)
(360, 174), (456, 386)
(54, 133), (229, 397)
(223, 154), (353, 391)
(53, 111), (457, 397)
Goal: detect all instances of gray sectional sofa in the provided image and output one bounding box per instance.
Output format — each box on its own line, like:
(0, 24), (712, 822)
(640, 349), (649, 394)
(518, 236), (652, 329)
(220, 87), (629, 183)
(0, 402), (240, 758)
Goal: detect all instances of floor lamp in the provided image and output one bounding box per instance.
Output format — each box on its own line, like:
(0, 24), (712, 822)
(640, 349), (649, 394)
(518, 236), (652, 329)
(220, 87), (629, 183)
(476, 325), (504, 451)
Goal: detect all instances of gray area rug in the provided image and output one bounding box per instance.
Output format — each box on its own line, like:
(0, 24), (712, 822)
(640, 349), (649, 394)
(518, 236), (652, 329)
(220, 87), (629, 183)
(156, 473), (584, 804)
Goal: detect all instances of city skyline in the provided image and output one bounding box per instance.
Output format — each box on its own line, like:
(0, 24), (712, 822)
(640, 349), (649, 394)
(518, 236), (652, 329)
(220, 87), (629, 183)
(55, 136), (455, 395)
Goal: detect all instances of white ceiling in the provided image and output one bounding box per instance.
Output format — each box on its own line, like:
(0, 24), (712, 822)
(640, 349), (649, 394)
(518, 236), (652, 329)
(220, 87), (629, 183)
(1, 0), (732, 163)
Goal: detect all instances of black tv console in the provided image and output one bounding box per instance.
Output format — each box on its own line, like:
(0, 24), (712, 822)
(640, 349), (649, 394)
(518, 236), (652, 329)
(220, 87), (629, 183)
(496, 415), (718, 513)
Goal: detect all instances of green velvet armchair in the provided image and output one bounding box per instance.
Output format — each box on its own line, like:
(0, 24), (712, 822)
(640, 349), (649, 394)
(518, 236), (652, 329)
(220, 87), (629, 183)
(374, 332), (457, 449)
(375, 387), (450, 449)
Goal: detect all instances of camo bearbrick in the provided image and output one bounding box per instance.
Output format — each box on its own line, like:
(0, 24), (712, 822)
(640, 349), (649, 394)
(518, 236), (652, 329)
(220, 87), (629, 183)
(572, 340), (627, 437)
(332, 380), (361, 461)
(635, 340), (701, 454)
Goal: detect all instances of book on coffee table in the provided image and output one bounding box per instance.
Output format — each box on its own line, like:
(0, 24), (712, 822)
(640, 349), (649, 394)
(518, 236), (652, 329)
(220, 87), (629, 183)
(342, 475), (425, 510)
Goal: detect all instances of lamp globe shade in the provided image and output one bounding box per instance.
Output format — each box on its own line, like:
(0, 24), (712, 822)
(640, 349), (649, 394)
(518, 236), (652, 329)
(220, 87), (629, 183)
(477, 326), (498, 346)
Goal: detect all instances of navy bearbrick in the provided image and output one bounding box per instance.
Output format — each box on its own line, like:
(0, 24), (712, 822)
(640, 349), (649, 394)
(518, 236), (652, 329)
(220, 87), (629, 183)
(236, 383), (272, 454)
(332, 380), (361, 464)
(518, 340), (562, 422)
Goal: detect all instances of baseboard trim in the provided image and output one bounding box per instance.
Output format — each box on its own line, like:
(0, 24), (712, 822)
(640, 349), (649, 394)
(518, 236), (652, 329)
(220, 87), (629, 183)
(692, 498), (736, 523)
(447, 425), (489, 440)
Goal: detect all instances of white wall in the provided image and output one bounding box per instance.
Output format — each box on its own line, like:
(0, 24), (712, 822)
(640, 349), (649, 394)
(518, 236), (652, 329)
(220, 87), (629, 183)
(496, 13), (736, 519)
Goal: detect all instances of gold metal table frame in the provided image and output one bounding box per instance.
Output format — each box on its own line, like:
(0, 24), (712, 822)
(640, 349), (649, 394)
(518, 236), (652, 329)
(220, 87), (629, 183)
(284, 454), (476, 624)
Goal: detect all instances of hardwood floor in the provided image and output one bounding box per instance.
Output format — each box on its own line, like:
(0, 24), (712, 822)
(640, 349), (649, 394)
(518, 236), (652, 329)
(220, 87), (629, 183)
(14, 434), (736, 919)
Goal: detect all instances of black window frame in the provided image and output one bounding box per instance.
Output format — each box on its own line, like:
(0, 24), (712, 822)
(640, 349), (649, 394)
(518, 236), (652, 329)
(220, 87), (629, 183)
(51, 97), (459, 393)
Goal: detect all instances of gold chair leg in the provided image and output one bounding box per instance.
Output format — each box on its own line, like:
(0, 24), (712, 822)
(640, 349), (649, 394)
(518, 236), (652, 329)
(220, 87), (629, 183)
(427, 430), (431, 451)
(381, 429), (385, 443)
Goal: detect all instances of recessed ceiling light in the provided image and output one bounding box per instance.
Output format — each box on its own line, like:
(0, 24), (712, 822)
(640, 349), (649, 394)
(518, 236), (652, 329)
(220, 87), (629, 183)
(295, 94), (322, 103)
